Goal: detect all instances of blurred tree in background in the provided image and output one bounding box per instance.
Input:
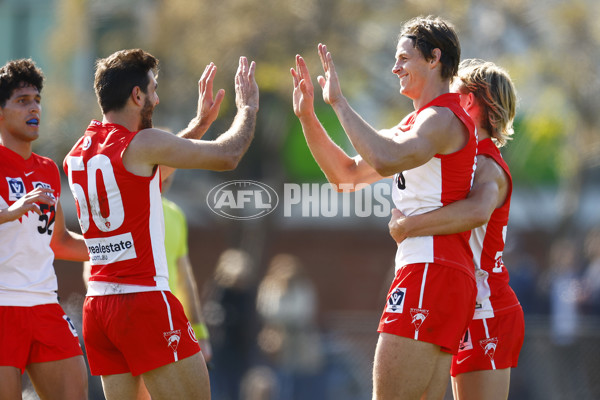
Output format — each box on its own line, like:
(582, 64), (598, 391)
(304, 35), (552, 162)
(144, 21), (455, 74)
(33, 0), (600, 234)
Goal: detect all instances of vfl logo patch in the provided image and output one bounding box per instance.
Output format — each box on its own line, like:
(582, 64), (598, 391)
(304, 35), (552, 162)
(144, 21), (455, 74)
(386, 287), (406, 313)
(164, 330), (182, 354)
(7, 177), (25, 201)
(410, 308), (429, 332)
(480, 337), (498, 361)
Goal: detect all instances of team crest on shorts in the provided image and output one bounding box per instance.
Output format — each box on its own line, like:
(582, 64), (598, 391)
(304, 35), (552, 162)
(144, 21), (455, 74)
(164, 330), (182, 354)
(386, 287), (406, 313)
(410, 308), (429, 332)
(480, 337), (498, 360)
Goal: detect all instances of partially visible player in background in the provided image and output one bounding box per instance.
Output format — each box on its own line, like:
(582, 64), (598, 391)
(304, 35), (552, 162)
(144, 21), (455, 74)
(0, 59), (89, 400)
(162, 172), (212, 362)
(65, 49), (258, 400)
(389, 59), (523, 400)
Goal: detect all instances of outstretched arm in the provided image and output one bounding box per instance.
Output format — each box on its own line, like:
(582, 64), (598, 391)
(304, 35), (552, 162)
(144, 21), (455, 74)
(317, 44), (463, 177)
(291, 54), (381, 188)
(127, 57), (259, 176)
(388, 155), (509, 243)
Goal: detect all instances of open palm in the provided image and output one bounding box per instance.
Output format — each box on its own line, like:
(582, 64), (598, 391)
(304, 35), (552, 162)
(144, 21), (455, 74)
(317, 43), (344, 106)
(291, 55), (315, 118)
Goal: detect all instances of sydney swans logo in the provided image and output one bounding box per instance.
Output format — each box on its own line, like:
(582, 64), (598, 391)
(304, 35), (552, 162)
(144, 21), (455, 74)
(207, 180), (279, 220)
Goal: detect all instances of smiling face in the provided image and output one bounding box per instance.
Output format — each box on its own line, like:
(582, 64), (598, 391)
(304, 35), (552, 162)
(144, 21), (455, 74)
(392, 37), (431, 100)
(0, 84), (41, 144)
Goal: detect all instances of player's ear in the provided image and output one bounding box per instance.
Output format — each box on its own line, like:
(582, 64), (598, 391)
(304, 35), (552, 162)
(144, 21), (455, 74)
(466, 92), (477, 109)
(131, 86), (143, 106)
(430, 48), (442, 67)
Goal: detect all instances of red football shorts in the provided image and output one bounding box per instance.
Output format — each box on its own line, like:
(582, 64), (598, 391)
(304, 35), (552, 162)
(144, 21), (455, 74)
(83, 290), (200, 376)
(378, 263), (476, 355)
(0, 303), (83, 373)
(451, 306), (524, 376)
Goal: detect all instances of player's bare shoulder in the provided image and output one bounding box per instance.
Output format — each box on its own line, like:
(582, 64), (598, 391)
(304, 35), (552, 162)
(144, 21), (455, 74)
(477, 154), (509, 188)
(414, 106), (468, 154)
(123, 128), (177, 176)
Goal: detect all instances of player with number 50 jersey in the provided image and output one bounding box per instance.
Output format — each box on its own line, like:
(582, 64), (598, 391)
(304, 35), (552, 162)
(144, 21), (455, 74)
(65, 121), (170, 293)
(64, 49), (258, 400)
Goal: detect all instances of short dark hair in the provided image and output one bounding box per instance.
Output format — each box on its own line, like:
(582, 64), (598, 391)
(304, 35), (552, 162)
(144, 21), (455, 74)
(94, 49), (159, 113)
(399, 16), (461, 80)
(0, 59), (44, 107)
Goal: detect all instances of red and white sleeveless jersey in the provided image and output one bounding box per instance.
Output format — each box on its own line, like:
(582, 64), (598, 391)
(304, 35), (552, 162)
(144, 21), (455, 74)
(0, 146), (61, 306)
(470, 138), (520, 318)
(392, 93), (477, 278)
(63, 120), (169, 295)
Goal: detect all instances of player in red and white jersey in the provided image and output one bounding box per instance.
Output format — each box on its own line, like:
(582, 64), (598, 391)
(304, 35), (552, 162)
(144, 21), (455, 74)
(66, 119), (170, 293)
(64, 49), (258, 400)
(292, 16), (477, 400)
(0, 59), (89, 400)
(389, 59), (523, 400)
(390, 92), (477, 278)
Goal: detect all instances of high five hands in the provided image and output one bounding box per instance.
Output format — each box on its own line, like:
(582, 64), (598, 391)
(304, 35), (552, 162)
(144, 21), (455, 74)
(291, 43), (345, 117)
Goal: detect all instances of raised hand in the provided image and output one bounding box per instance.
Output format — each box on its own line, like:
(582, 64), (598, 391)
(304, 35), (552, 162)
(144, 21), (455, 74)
(291, 55), (315, 118)
(317, 43), (344, 106)
(234, 57), (259, 112)
(3, 187), (55, 223)
(196, 63), (225, 131)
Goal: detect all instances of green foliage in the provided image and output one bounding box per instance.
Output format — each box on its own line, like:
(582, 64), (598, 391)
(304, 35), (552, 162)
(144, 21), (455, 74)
(283, 104), (352, 183)
(504, 115), (564, 185)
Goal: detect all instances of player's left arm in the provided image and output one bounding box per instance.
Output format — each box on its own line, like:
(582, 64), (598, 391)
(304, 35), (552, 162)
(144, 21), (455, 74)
(50, 199), (89, 261)
(389, 155), (509, 243)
